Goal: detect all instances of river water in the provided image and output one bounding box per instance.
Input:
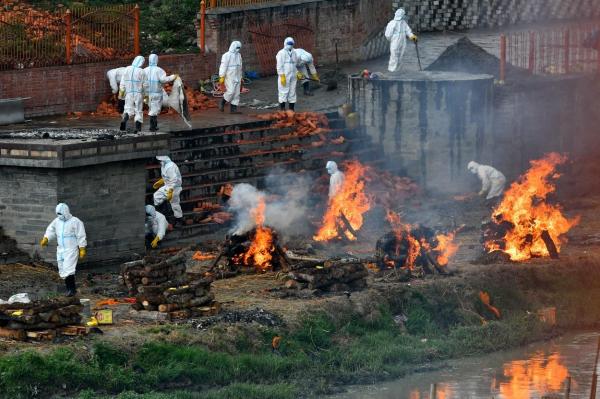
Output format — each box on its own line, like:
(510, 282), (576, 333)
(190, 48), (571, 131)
(333, 331), (600, 399)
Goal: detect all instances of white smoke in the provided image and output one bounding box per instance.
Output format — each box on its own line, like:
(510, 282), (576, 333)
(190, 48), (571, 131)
(228, 171), (312, 236)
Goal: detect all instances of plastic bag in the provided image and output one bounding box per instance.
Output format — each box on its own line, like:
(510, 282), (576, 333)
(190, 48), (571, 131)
(8, 293), (31, 304)
(165, 77), (192, 128)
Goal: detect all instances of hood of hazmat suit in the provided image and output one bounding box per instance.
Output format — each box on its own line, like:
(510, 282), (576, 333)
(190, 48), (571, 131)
(229, 41), (242, 54)
(148, 53), (158, 66)
(394, 8), (406, 21)
(326, 160), (339, 175)
(44, 203), (87, 279)
(467, 161), (479, 174)
(284, 37), (295, 51)
(145, 204), (157, 217)
(132, 55), (145, 68)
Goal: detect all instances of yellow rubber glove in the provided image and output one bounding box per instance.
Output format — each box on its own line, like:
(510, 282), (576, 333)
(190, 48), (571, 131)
(152, 178), (164, 190)
(118, 89), (125, 99)
(174, 74), (180, 80)
(40, 237), (49, 247)
(144, 95), (149, 105)
(79, 247), (86, 259)
(311, 73), (320, 82)
(218, 76), (225, 84)
(410, 34), (418, 42)
(166, 188), (174, 202)
(151, 236), (161, 248)
(86, 316), (98, 327)
(280, 74), (286, 86)
(296, 72), (304, 80)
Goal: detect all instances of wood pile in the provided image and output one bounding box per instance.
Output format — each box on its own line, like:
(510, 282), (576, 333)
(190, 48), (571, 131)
(286, 259), (368, 293)
(255, 111), (331, 139)
(121, 250), (218, 320)
(375, 228), (447, 276)
(481, 219), (559, 259)
(0, 296), (82, 332)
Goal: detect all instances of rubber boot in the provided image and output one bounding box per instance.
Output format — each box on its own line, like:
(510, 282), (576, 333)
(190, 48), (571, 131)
(230, 104), (241, 114)
(149, 116), (158, 132)
(303, 81), (313, 96)
(117, 99), (125, 114)
(119, 113), (129, 131)
(135, 121), (142, 133)
(219, 98), (226, 112)
(65, 275), (76, 297)
(289, 102), (295, 111)
(279, 102), (286, 110)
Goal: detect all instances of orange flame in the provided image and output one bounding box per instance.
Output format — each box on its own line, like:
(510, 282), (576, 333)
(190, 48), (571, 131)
(385, 210), (458, 269)
(479, 290), (501, 319)
(313, 160), (372, 241)
(434, 232), (458, 266)
(486, 153), (579, 261)
(241, 199), (274, 271)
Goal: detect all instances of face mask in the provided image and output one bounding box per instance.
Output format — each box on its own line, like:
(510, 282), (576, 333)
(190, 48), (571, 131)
(285, 42), (294, 50)
(57, 213), (66, 221)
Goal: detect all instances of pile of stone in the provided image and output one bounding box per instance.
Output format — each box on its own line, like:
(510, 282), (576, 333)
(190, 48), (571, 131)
(0, 296), (83, 340)
(121, 251), (218, 320)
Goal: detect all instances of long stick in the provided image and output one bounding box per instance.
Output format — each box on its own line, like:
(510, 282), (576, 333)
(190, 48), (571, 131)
(590, 336), (600, 399)
(414, 40), (423, 71)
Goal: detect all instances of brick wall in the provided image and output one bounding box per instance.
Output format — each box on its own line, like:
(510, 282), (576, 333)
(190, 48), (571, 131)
(204, 0), (392, 74)
(0, 160), (148, 266)
(0, 53), (216, 118)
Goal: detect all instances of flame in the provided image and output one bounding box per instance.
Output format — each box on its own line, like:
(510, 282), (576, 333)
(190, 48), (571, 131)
(408, 384), (453, 399)
(313, 160), (372, 241)
(192, 251), (216, 261)
(498, 353), (569, 399)
(385, 210), (458, 269)
(434, 233), (458, 266)
(242, 199), (274, 271)
(486, 153), (579, 261)
(479, 291), (501, 319)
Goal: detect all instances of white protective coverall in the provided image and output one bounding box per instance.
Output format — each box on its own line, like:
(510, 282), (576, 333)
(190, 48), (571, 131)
(276, 37), (299, 104)
(119, 55), (145, 123)
(467, 161), (507, 200)
(143, 54), (176, 116)
(106, 67), (126, 94)
(44, 203), (87, 279)
(219, 41), (243, 106)
(145, 205), (168, 240)
(326, 161), (345, 199)
(154, 156), (183, 219)
(384, 8), (415, 72)
(295, 48), (317, 85)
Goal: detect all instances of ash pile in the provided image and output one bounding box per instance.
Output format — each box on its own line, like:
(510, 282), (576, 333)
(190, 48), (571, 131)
(0, 296), (83, 341)
(0, 128), (129, 141)
(122, 249), (219, 320)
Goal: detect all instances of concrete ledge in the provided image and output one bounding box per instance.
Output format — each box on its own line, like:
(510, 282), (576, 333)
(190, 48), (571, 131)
(0, 134), (169, 168)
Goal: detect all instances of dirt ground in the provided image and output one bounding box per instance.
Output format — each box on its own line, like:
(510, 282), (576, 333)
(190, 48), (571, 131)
(2, 163), (598, 353)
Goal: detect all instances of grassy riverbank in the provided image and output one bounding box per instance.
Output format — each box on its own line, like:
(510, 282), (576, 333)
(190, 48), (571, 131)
(1, 258), (600, 399)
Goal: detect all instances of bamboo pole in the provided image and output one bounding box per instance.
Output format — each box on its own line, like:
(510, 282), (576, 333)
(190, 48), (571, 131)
(64, 9), (72, 64)
(430, 383), (437, 399)
(133, 4), (140, 55)
(564, 375), (571, 399)
(200, 0), (206, 54)
(499, 34), (506, 82)
(590, 336), (600, 399)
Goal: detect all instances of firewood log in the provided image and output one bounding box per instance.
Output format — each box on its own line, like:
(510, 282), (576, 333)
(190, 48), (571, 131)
(158, 303), (180, 313)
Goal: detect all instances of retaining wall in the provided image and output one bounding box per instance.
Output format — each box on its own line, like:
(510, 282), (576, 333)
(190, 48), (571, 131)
(0, 53), (216, 118)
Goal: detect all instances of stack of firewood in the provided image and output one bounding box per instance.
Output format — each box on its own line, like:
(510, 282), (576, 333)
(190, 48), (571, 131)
(121, 250), (218, 319)
(0, 296), (82, 332)
(286, 259), (368, 293)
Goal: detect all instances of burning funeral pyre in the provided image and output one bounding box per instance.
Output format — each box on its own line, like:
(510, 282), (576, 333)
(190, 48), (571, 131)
(375, 210), (458, 275)
(121, 249), (218, 320)
(314, 160), (372, 242)
(482, 153), (579, 261)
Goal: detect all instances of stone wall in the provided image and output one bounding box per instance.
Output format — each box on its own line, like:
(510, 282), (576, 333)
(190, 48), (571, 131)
(0, 53), (216, 118)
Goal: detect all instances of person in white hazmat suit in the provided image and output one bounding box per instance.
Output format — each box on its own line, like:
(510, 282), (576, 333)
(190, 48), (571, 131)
(218, 41), (243, 114)
(384, 8), (417, 72)
(106, 66), (127, 113)
(295, 48), (319, 97)
(153, 155), (183, 225)
(119, 55), (145, 132)
(143, 54), (178, 132)
(326, 161), (345, 199)
(40, 203), (87, 297)
(145, 205), (168, 249)
(276, 37), (299, 111)
(467, 161), (507, 201)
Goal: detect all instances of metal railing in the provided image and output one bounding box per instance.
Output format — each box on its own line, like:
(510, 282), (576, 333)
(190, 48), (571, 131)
(206, 0), (277, 8)
(0, 3), (139, 70)
(499, 21), (600, 80)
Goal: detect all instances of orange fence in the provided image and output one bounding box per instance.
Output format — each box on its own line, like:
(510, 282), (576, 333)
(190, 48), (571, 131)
(0, 4), (139, 71)
(206, 0), (276, 8)
(499, 21), (600, 80)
